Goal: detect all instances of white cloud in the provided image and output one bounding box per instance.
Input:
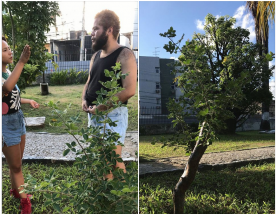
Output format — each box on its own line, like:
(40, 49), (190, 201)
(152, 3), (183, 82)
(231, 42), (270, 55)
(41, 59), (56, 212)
(233, 5), (245, 20)
(195, 15), (221, 31)
(195, 19), (205, 30)
(233, 6), (256, 42)
(269, 61), (275, 80)
(170, 57), (179, 61)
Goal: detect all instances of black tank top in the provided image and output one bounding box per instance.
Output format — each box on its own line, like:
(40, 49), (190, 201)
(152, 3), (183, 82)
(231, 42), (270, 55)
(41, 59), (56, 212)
(85, 46), (128, 106)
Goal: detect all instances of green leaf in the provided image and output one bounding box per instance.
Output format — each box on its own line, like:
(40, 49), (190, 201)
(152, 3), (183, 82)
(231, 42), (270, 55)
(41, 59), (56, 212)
(53, 203), (61, 212)
(199, 108), (209, 116)
(83, 134), (88, 140)
(63, 149), (70, 156)
(44, 200), (52, 206)
(62, 207), (70, 212)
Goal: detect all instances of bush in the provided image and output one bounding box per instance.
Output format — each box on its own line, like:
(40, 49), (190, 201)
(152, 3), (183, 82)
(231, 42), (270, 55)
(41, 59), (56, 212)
(23, 63), (138, 213)
(49, 69), (89, 85)
(49, 69), (67, 85)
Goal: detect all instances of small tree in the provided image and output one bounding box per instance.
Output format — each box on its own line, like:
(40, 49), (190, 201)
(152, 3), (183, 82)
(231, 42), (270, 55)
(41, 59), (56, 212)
(159, 14), (274, 213)
(2, 1), (59, 89)
(22, 63), (138, 213)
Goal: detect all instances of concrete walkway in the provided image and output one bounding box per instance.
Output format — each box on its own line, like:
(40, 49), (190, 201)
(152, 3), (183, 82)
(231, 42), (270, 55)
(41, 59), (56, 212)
(2, 133), (274, 176)
(139, 146), (275, 176)
(2, 131), (138, 162)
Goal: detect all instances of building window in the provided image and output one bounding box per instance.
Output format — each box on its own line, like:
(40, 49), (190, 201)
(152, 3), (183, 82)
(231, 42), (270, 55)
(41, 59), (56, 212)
(156, 82), (160, 89)
(155, 67), (160, 73)
(171, 83), (175, 89)
(156, 98), (160, 104)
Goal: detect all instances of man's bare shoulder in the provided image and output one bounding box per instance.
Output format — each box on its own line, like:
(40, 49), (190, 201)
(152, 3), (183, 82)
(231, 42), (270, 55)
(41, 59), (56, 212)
(91, 51), (100, 62)
(117, 48), (136, 63)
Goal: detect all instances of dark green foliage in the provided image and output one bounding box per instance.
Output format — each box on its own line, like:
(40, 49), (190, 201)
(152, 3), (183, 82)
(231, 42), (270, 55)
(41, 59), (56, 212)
(2, 1), (60, 88)
(49, 69), (89, 85)
(157, 14), (274, 153)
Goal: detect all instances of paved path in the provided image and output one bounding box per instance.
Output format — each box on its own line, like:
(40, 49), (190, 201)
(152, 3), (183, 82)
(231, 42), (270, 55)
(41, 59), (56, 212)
(2, 133), (274, 176)
(139, 146), (275, 176)
(2, 131), (138, 162)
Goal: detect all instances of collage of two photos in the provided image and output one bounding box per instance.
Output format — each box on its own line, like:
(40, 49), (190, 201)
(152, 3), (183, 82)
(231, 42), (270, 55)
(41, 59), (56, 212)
(2, 1), (275, 213)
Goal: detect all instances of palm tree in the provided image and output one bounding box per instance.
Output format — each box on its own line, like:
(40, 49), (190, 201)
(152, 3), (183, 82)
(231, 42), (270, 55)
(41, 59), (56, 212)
(246, 1), (275, 131)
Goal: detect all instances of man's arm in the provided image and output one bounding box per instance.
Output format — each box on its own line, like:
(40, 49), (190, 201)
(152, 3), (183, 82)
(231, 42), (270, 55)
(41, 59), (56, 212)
(116, 48), (137, 103)
(82, 52), (97, 112)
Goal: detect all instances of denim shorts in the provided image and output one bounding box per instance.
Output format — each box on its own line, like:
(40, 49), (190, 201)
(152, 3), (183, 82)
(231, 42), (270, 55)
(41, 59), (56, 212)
(2, 109), (26, 147)
(88, 107), (128, 145)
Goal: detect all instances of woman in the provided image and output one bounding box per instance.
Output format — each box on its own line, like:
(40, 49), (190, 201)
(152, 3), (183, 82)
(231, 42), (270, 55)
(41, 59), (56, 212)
(2, 36), (39, 214)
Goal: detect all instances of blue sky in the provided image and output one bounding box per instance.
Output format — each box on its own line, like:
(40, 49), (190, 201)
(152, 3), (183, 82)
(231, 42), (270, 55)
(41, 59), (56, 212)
(139, 1), (275, 81)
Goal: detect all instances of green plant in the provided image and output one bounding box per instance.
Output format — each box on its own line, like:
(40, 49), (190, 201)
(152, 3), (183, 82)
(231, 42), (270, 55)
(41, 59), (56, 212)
(22, 63), (138, 213)
(7, 63), (39, 89)
(49, 69), (68, 85)
(158, 14), (274, 213)
(140, 163), (275, 214)
(2, 1), (59, 89)
(67, 68), (78, 84)
(77, 70), (89, 84)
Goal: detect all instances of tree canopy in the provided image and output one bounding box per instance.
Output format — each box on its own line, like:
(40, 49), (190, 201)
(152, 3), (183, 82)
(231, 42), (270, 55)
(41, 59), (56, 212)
(159, 13), (274, 213)
(161, 14), (274, 134)
(2, 1), (59, 88)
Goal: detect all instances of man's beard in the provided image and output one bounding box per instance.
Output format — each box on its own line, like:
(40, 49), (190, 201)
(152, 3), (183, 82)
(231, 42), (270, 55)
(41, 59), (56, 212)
(92, 31), (108, 52)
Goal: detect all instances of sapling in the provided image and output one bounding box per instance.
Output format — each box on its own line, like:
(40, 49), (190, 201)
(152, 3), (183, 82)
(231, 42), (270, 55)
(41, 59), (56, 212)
(22, 63), (138, 214)
(157, 14), (273, 214)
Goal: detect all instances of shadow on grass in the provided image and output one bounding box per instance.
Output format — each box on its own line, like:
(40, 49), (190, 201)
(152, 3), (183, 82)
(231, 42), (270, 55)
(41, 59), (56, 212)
(140, 162), (275, 214)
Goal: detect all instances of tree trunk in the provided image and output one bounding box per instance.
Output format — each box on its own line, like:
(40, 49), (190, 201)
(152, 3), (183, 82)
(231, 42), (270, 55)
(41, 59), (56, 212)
(260, 31), (271, 131)
(173, 122), (208, 214)
(42, 71), (46, 83)
(8, 6), (15, 57)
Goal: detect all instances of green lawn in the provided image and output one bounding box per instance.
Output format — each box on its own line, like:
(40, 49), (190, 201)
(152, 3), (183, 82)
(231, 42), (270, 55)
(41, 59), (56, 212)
(139, 131), (275, 162)
(2, 162), (78, 213)
(140, 162), (275, 214)
(2, 162), (138, 213)
(20, 84), (138, 133)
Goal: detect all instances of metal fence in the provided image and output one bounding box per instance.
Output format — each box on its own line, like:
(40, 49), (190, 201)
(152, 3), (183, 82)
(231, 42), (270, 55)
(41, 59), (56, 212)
(139, 107), (198, 125)
(45, 60), (90, 74)
(45, 50), (138, 74)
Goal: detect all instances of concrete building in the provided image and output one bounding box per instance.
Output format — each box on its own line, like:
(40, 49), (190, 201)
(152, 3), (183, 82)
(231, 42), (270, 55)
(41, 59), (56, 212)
(159, 58), (175, 114)
(139, 56), (161, 114)
(44, 6), (138, 63)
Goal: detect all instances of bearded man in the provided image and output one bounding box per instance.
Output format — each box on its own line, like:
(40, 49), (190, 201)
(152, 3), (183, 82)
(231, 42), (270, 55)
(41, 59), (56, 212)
(81, 10), (137, 179)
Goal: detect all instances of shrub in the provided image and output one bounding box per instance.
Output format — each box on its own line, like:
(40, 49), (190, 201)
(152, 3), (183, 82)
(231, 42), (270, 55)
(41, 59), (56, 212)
(22, 63), (138, 213)
(49, 69), (89, 85)
(49, 69), (67, 85)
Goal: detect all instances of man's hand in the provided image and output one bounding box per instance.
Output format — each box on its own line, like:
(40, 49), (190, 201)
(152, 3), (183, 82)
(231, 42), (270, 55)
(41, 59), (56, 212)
(87, 105), (97, 114)
(87, 105), (108, 115)
(18, 45), (31, 64)
(82, 100), (88, 112)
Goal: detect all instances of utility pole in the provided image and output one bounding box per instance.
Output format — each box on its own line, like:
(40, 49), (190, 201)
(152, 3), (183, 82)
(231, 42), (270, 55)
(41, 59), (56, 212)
(153, 47), (160, 57)
(80, 1), (85, 61)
